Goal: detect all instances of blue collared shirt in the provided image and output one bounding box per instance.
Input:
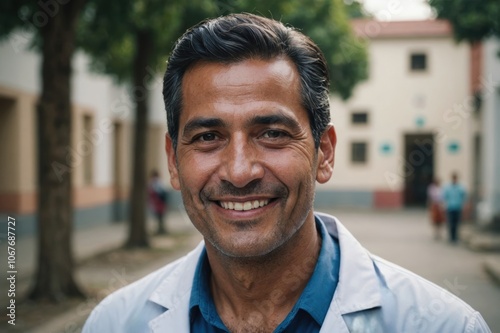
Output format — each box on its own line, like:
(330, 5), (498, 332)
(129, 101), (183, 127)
(443, 183), (466, 211)
(189, 217), (340, 332)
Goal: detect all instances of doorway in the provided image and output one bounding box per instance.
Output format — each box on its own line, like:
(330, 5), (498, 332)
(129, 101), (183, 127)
(403, 133), (434, 206)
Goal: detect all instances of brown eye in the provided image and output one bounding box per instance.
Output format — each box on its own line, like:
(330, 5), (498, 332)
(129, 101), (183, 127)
(262, 130), (286, 139)
(198, 133), (217, 141)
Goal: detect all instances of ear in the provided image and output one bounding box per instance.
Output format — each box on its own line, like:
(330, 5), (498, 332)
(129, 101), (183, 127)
(316, 124), (336, 184)
(165, 133), (181, 190)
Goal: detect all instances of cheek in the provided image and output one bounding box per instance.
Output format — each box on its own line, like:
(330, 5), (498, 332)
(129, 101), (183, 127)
(177, 153), (220, 189)
(262, 150), (315, 187)
(273, 144), (316, 170)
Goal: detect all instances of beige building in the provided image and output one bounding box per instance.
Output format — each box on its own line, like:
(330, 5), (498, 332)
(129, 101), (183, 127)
(1, 21), (489, 233)
(317, 19), (480, 209)
(477, 37), (500, 227)
(0, 32), (168, 235)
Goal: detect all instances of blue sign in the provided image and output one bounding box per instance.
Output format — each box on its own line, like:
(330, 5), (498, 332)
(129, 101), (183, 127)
(447, 140), (460, 154)
(415, 116), (425, 128)
(380, 142), (393, 155)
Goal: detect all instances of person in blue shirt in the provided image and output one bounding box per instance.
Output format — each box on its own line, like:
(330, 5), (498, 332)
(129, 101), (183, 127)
(83, 13), (490, 333)
(443, 172), (467, 243)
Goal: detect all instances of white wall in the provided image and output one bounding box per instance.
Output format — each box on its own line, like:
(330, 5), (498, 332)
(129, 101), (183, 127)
(0, 32), (40, 94)
(149, 73), (167, 123)
(0, 32), (169, 189)
(327, 36), (473, 192)
(479, 37), (500, 223)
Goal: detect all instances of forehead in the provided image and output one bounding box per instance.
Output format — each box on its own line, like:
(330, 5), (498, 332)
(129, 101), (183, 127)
(180, 57), (305, 123)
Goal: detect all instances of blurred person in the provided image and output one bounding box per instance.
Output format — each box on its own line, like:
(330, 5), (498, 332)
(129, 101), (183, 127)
(148, 169), (169, 234)
(427, 178), (445, 239)
(83, 14), (491, 333)
(443, 172), (467, 243)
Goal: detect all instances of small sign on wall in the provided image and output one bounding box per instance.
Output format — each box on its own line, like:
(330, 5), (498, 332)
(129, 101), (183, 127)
(447, 140), (460, 154)
(415, 116), (425, 128)
(380, 142), (393, 155)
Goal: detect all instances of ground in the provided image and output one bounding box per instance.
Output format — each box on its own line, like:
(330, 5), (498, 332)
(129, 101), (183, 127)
(0, 230), (201, 333)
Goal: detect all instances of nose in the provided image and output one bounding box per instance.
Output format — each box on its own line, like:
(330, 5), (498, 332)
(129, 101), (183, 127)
(218, 134), (265, 188)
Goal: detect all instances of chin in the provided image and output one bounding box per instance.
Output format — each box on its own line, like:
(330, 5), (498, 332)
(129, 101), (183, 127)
(211, 235), (285, 259)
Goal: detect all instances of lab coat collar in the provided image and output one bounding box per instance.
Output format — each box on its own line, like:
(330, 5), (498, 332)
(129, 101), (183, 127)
(147, 213), (382, 332)
(148, 241), (205, 333)
(316, 213), (382, 314)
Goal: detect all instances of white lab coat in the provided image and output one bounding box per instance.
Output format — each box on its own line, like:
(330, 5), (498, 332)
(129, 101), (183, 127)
(83, 213), (491, 333)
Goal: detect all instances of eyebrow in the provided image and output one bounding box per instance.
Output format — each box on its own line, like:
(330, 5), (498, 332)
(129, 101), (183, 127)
(247, 113), (302, 132)
(181, 112), (303, 137)
(182, 117), (225, 137)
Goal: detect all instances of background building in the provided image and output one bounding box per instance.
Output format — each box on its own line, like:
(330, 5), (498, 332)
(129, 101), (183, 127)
(477, 37), (500, 228)
(316, 19), (480, 210)
(0, 33), (168, 235)
(1, 20), (496, 234)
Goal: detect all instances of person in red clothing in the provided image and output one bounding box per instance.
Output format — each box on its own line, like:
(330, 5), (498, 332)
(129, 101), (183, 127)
(427, 178), (445, 239)
(148, 170), (168, 234)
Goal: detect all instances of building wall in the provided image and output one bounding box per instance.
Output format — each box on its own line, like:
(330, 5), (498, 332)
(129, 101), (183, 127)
(0, 86), (38, 214)
(0, 26), (483, 222)
(0, 33), (168, 235)
(478, 38), (500, 225)
(318, 32), (475, 208)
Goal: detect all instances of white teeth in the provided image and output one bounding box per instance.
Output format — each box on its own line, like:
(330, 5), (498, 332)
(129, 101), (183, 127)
(220, 199), (270, 211)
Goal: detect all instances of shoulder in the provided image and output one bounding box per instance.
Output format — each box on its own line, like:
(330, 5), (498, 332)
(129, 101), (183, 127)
(82, 258), (184, 333)
(82, 244), (203, 333)
(370, 255), (490, 332)
(316, 212), (489, 332)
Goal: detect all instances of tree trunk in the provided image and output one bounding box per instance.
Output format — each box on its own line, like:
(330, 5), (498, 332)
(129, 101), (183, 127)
(126, 30), (154, 248)
(30, 0), (87, 301)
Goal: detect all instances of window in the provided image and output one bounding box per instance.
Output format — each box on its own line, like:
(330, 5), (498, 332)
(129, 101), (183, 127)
(410, 53), (427, 71)
(351, 142), (368, 164)
(82, 114), (93, 185)
(351, 112), (368, 125)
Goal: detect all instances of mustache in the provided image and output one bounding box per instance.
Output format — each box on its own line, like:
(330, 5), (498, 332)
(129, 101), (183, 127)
(202, 180), (288, 199)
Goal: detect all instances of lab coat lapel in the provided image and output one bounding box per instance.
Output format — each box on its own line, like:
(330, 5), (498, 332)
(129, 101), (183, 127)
(316, 213), (383, 331)
(148, 214), (383, 332)
(148, 241), (205, 333)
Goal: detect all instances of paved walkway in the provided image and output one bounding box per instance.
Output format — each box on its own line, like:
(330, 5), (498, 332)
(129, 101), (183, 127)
(1, 208), (499, 332)
(461, 225), (500, 286)
(1, 210), (196, 285)
(0, 210), (202, 333)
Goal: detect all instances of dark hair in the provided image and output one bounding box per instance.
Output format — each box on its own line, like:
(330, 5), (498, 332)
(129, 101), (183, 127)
(163, 13), (330, 149)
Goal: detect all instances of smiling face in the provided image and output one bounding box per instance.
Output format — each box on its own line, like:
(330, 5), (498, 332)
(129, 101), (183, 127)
(166, 57), (336, 259)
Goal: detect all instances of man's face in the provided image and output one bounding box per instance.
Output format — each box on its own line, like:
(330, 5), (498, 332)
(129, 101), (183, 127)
(166, 57), (335, 258)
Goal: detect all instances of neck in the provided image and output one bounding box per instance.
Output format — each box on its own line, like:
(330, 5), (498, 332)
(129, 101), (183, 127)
(205, 216), (321, 331)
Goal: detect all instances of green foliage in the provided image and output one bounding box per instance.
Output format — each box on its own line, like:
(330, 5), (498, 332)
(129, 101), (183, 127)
(344, 0), (370, 19)
(78, 0), (217, 82)
(429, 0), (500, 42)
(0, 1), (41, 48)
(0, 1), (29, 35)
(214, 0), (368, 99)
(79, 0), (367, 99)
(2, 0), (368, 99)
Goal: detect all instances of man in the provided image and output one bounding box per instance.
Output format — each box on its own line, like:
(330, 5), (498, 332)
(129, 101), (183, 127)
(83, 14), (490, 332)
(443, 172), (467, 243)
